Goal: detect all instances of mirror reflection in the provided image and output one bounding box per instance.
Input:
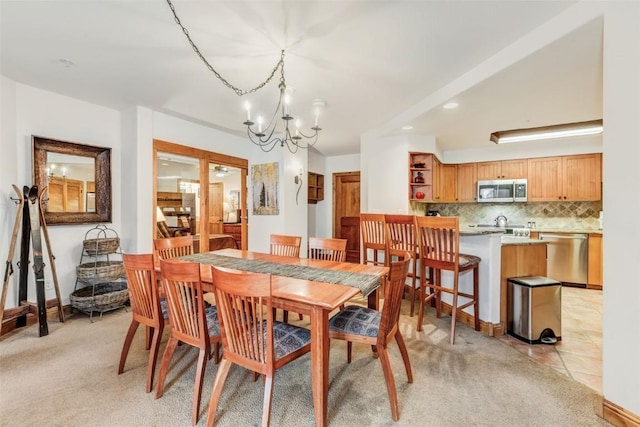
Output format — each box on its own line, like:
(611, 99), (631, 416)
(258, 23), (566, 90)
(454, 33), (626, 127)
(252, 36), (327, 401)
(32, 135), (112, 225)
(45, 153), (96, 213)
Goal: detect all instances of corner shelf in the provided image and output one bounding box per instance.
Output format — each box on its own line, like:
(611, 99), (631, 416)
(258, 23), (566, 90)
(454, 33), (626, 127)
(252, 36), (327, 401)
(409, 152), (435, 202)
(308, 172), (324, 204)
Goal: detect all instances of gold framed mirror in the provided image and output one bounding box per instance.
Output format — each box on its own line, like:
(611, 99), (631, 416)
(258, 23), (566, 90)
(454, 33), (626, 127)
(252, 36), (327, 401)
(32, 136), (112, 225)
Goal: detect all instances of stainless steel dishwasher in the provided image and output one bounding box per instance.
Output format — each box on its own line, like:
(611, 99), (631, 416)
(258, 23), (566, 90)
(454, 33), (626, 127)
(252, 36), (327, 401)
(539, 233), (588, 286)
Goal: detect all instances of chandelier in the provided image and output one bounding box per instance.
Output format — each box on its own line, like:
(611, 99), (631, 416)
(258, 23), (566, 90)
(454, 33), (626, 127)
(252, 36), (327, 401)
(166, 0), (324, 153)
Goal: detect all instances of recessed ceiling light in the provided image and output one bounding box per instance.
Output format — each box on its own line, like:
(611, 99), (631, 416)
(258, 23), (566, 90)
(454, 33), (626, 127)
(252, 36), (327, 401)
(401, 125), (414, 131)
(443, 102), (459, 110)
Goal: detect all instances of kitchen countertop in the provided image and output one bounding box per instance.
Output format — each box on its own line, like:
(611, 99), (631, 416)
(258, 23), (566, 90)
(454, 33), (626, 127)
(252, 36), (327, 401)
(461, 225), (602, 235)
(500, 237), (547, 245)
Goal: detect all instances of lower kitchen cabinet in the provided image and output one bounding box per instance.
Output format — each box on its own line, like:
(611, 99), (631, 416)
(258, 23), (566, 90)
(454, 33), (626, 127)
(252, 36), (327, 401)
(499, 243), (547, 335)
(588, 233), (603, 289)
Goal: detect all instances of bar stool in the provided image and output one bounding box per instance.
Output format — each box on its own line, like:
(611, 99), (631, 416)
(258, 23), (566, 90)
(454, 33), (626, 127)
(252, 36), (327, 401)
(385, 214), (421, 316)
(414, 216), (480, 345)
(360, 213), (388, 267)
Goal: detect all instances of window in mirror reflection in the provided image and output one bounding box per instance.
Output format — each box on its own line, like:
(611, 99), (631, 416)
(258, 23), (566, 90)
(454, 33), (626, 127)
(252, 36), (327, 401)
(45, 153), (95, 213)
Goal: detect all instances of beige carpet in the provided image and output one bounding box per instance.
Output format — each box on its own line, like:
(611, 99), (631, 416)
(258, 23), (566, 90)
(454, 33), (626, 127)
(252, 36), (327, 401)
(0, 301), (609, 427)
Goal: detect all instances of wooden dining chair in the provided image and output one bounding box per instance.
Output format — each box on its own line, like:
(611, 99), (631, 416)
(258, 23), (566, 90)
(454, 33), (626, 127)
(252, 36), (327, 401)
(153, 234), (194, 261)
(156, 259), (221, 426)
(414, 216), (480, 345)
(269, 234), (302, 257)
(119, 253), (168, 393)
(270, 234), (302, 322)
(385, 214), (421, 316)
(360, 213), (388, 267)
(205, 266), (312, 427)
(308, 237), (347, 262)
(328, 254), (413, 421)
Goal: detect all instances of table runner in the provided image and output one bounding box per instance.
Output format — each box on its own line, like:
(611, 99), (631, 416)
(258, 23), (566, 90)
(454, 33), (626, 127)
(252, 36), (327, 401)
(180, 253), (381, 297)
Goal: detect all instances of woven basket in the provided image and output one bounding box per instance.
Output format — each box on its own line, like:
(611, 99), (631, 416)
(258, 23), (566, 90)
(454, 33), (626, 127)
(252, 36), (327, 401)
(83, 237), (120, 256)
(70, 282), (129, 311)
(76, 261), (124, 285)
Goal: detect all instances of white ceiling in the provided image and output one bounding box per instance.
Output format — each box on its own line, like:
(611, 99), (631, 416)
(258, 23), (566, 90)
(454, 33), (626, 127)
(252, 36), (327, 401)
(0, 1), (602, 157)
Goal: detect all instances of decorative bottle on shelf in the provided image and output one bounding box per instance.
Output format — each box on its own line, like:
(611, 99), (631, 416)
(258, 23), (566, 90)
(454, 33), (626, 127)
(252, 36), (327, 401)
(414, 172), (425, 183)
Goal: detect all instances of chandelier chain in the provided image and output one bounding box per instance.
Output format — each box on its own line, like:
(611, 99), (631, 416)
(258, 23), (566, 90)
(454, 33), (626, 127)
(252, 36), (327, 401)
(166, 0), (284, 96)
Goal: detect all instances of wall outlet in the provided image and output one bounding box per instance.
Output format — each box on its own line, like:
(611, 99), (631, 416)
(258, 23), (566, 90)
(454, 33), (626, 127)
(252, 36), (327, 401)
(45, 281), (53, 290)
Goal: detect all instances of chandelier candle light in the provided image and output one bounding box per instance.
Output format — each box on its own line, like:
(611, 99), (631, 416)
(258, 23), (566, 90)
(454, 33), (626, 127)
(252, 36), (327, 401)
(166, 0), (324, 153)
(242, 51), (324, 152)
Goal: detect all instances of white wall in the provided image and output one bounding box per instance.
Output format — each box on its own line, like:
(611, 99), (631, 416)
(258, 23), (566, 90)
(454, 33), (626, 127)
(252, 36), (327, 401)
(0, 81), (122, 307)
(601, 1), (640, 415)
(0, 80), (311, 309)
(314, 153), (361, 239)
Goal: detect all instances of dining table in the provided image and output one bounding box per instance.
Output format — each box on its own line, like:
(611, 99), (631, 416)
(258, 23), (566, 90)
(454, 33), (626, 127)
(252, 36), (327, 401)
(178, 248), (389, 427)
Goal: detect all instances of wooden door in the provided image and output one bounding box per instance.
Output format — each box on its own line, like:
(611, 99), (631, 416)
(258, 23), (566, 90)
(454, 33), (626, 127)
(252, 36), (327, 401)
(208, 182), (224, 234)
(456, 163), (477, 202)
(334, 172), (360, 263)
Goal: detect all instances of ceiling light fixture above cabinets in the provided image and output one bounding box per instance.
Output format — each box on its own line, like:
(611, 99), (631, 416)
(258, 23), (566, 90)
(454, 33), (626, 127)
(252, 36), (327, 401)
(490, 119), (603, 144)
(443, 102), (459, 109)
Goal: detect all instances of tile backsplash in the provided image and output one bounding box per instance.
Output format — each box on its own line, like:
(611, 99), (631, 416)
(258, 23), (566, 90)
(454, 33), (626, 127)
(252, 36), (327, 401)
(411, 201), (603, 231)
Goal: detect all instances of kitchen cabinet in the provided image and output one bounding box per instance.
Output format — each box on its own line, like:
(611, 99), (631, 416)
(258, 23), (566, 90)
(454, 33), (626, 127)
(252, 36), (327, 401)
(47, 176), (85, 212)
(477, 159), (527, 180)
(308, 172), (324, 204)
(438, 162), (457, 202)
(528, 153), (602, 202)
(456, 163), (477, 202)
(588, 233), (603, 289)
(499, 243), (547, 335)
(409, 152), (435, 202)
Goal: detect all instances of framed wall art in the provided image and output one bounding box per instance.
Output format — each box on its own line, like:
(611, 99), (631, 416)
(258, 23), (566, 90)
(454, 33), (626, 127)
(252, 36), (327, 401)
(251, 162), (279, 215)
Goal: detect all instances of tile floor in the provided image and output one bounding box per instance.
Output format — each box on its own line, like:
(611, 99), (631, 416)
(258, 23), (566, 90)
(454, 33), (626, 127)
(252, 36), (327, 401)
(496, 286), (603, 394)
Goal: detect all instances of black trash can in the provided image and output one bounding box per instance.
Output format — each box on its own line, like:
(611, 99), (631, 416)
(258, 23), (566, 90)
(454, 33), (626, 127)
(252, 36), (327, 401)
(507, 276), (562, 344)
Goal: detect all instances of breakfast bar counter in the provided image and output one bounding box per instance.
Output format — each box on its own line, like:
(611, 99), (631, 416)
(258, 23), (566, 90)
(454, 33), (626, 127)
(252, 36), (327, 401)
(436, 229), (549, 336)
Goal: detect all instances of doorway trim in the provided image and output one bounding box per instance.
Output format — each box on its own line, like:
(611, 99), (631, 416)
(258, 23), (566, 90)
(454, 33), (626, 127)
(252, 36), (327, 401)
(153, 139), (249, 250)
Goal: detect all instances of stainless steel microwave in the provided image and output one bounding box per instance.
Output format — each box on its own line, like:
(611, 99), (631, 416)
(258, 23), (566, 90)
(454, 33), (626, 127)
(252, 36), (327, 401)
(477, 179), (527, 203)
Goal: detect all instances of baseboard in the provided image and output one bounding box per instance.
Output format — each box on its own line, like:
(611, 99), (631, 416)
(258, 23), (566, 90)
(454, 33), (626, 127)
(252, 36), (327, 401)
(1, 305), (72, 338)
(603, 399), (640, 427)
(420, 300), (502, 337)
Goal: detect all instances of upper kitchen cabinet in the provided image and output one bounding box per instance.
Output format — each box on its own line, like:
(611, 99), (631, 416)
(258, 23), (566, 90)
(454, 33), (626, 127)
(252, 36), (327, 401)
(438, 163), (457, 202)
(456, 163), (477, 202)
(477, 159), (528, 180)
(409, 152), (435, 202)
(528, 153), (602, 202)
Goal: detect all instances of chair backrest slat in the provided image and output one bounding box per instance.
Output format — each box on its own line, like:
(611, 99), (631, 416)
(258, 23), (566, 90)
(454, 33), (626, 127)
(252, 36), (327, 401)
(123, 253), (160, 324)
(154, 235), (194, 261)
(308, 237), (347, 262)
(211, 266), (274, 373)
(378, 254), (412, 342)
(385, 214), (417, 255)
(159, 259), (207, 344)
(270, 234), (302, 257)
(415, 216), (460, 271)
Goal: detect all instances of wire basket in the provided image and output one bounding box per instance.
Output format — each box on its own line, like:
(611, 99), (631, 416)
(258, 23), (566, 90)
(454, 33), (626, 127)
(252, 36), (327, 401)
(70, 282), (129, 311)
(83, 237), (120, 256)
(76, 261), (124, 285)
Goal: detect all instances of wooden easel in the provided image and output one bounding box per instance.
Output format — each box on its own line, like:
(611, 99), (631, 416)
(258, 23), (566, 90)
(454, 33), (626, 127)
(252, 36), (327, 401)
(1, 185), (65, 337)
